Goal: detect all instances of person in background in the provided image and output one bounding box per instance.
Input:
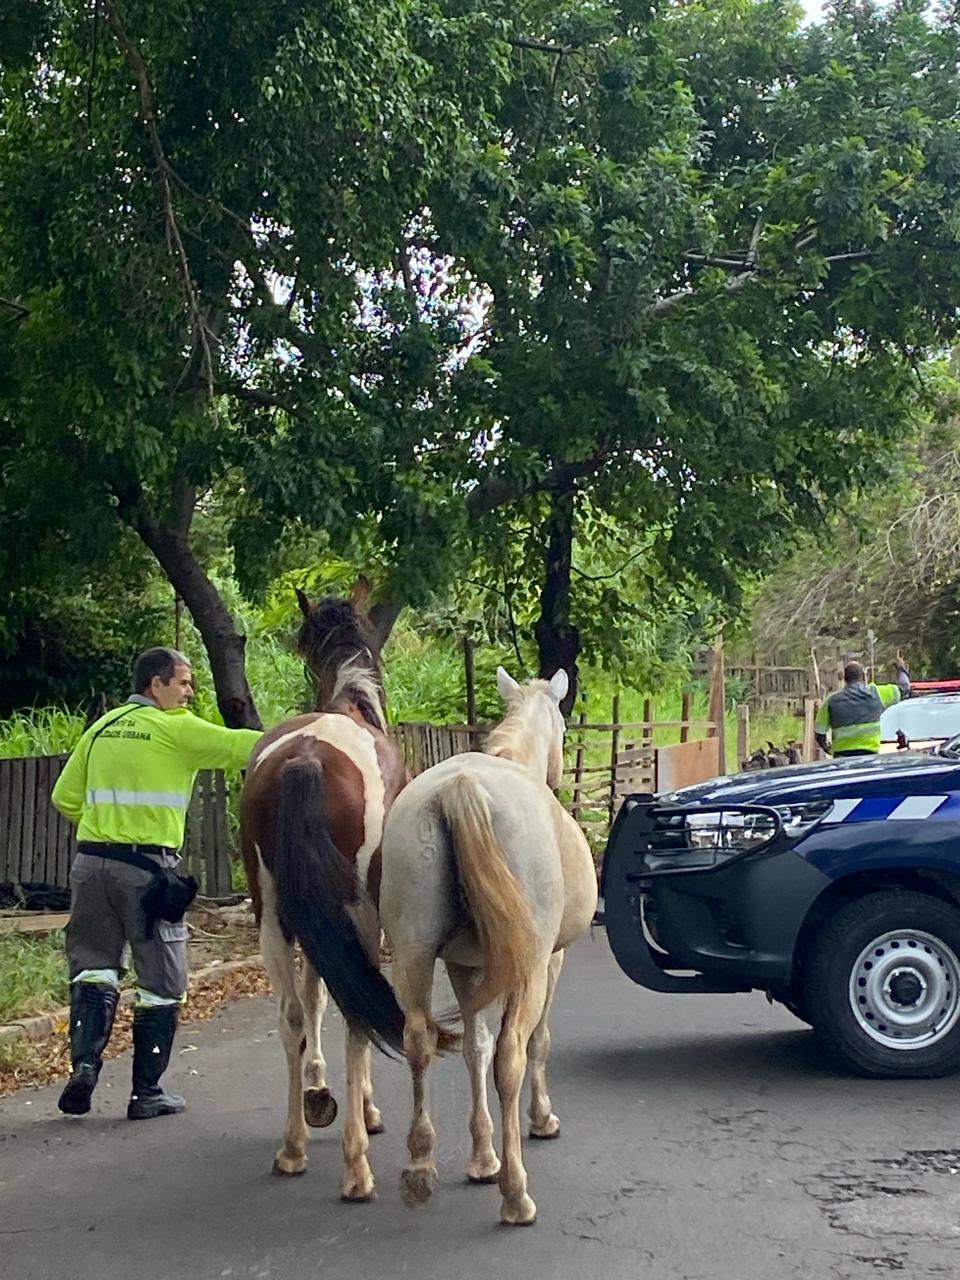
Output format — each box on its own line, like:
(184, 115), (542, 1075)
(51, 648), (262, 1120)
(814, 656), (911, 758)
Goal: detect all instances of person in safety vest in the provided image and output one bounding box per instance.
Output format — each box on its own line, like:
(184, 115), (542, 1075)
(814, 657), (911, 758)
(51, 648), (262, 1120)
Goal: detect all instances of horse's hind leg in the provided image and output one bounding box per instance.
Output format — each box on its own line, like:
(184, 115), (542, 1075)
(396, 952), (439, 1206)
(446, 960), (499, 1184)
(495, 961), (549, 1225)
(361, 1040), (383, 1134)
(340, 1027), (376, 1201)
(301, 963), (337, 1128)
(260, 871), (308, 1177)
(528, 949), (564, 1140)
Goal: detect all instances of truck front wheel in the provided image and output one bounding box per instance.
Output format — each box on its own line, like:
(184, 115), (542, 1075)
(803, 890), (960, 1078)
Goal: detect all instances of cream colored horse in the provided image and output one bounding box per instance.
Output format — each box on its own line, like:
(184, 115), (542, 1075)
(379, 668), (598, 1225)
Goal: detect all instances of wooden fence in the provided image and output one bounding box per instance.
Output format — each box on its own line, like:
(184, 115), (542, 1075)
(2, 712), (724, 890)
(394, 712), (720, 852)
(727, 662), (817, 711)
(0, 755), (234, 896)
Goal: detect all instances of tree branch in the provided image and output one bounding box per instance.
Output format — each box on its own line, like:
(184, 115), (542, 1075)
(100, 0), (216, 398)
(572, 545), (648, 582)
(508, 37), (573, 54)
(654, 223), (877, 320)
(465, 450), (608, 518)
(222, 383), (294, 413)
(650, 265), (754, 318)
(397, 244), (417, 309)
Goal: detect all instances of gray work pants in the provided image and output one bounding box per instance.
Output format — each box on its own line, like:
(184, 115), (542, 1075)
(65, 851), (189, 999)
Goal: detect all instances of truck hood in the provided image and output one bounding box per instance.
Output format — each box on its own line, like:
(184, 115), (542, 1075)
(662, 749), (959, 807)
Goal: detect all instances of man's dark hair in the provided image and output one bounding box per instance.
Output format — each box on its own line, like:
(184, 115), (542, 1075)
(844, 661), (866, 684)
(134, 647), (190, 693)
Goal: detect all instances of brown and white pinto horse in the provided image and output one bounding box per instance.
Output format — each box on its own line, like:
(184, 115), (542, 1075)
(240, 579), (410, 1201)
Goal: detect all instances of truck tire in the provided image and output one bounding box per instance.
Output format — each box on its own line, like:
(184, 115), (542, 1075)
(803, 890), (960, 1078)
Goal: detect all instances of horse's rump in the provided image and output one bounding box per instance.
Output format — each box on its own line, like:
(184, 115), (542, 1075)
(241, 713), (408, 1055)
(268, 752), (406, 1055)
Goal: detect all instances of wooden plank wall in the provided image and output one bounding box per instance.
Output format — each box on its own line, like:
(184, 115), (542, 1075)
(0, 755), (233, 895)
(393, 717), (718, 853)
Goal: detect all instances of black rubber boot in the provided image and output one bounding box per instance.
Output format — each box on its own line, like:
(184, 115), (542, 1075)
(127, 1004), (186, 1120)
(58, 982), (119, 1116)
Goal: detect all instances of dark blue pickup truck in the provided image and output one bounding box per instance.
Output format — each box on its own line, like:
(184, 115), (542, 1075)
(601, 738), (960, 1078)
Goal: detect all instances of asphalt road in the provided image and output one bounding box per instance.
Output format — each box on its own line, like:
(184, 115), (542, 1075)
(2, 933), (959, 1280)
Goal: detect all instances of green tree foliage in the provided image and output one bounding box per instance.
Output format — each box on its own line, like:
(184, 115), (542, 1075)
(398, 0), (960, 699)
(0, 0), (508, 722)
(749, 369), (960, 676)
(1, 0), (959, 717)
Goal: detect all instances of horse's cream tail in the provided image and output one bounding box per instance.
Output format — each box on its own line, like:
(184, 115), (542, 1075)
(438, 771), (535, 1013)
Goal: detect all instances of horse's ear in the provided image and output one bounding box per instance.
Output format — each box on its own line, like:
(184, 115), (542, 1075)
(349, 575), (371, 611)
(497, 666), (521, 702)
(547, 668), (569, 705)
(295, 588), (312, 618)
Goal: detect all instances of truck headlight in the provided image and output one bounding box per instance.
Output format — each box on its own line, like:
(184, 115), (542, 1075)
(685, 810), (778, 851)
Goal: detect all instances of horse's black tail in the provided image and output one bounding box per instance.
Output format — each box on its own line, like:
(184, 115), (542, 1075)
(271, 758), (406, 1057)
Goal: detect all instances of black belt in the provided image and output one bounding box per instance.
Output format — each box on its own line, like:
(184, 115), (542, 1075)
(78, 841), (177, 870)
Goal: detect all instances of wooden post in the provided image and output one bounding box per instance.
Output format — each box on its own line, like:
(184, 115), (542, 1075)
(803, 698), (817, 762)
(707, 635), (726, 773)
(736, 703), (750, 769)
(810, 645), (822, 699)
(463, 635), (477, 743)
(572, 712), (586, 822)
(680, 691), (691, 744)
(642, 698), (652, 746)
(608, 694), (621, 825)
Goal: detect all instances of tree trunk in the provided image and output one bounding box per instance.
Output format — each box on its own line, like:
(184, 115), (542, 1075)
(534, 490), (579, 714)
(133, 514), (263, 729)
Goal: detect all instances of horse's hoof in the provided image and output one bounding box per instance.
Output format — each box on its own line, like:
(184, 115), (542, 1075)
(501, 1194), (537, 1226)
(400, 1165), (436, 1207)
(341, 1180), (376, 1203)
(271, 1156), (307, 1177)
(365, 1118), (385, 1136)
(529, 1115), (560, 1140)
(467, 1156), (501, 1184)
(303, 1087), (338, 1128)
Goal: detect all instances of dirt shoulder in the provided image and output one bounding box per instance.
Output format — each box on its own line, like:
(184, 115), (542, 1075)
(0, 902), (268, 1097)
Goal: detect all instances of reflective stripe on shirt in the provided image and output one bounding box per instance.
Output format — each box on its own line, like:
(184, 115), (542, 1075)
(831, 721), (881, 749)
(85, 789), (189, 809)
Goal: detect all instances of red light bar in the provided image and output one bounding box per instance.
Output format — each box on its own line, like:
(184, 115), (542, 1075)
(911, 679), (960, 693)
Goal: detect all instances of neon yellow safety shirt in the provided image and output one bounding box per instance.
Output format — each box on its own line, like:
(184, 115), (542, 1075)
(51, 700), (262, 849)
(813, 681), (902, 755)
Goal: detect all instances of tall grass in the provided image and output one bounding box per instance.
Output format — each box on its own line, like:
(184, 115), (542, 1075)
(0, 619), (800, 769)
(0, 709), (85, 759)
(0, 931), (69, 1021)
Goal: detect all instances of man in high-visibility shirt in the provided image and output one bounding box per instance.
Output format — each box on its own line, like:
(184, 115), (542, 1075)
(814, 658), (911, 757)
(51, 648), (261, 1120)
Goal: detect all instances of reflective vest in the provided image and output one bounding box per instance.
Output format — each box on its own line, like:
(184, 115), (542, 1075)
(814, 681), (902, 754)
(52, 699), (262, 849)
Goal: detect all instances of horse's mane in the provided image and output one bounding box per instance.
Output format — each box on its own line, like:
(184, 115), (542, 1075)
(330, 655), (387, 733)
(298, 597), (387, 732)
(485, 679), (554, 763)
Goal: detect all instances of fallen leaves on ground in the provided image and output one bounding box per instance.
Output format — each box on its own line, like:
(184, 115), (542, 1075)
(0, 961), (270, 1098)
